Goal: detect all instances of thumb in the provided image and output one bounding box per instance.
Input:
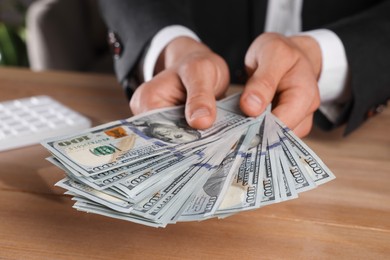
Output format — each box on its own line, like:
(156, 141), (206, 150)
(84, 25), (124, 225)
(179, 55), (229, 129)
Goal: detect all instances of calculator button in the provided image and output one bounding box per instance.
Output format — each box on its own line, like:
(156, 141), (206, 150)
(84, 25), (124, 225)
(0, 96), (91, 151)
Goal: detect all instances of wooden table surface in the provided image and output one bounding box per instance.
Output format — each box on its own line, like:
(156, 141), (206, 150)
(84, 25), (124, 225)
(0, 67), (389, 259)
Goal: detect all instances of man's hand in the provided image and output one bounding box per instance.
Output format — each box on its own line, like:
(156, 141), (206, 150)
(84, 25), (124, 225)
(131, 33), (322, 137)
(130, 37), (229, 129)
(240, 33), (322, 137)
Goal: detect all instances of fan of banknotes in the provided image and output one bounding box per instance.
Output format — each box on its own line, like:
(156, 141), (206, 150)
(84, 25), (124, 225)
(42, 93), (335, 228)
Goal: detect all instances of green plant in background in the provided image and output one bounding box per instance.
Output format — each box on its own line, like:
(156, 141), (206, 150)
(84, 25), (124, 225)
(0, 0), (30, 67)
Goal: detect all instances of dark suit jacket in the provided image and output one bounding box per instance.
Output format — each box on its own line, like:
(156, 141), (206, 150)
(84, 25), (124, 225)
(98, 0), (390, 134)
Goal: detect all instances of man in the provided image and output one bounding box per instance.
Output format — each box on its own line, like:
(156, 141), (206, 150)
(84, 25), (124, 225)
(98, 0), (390, 137)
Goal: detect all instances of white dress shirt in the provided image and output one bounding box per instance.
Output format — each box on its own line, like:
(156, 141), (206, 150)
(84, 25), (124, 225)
(141, 0), (350, 122)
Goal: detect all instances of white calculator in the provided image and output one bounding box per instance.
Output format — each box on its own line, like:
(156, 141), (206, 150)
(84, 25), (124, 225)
(0, 95), (91, 152)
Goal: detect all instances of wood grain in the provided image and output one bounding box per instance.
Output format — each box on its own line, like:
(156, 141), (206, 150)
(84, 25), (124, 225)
(0, 68), (389, 259)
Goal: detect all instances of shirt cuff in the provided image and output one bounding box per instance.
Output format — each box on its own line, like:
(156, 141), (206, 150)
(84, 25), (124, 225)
(142, 25), (200, 82)
(300, 29), (350, 123)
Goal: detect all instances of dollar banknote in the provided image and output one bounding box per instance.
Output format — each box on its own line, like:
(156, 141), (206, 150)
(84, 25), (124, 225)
(42, 104), (254, 177)
(43, 93), (335, 227)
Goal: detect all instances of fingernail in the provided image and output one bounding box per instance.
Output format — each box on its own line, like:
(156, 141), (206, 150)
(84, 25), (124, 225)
(190, 107), (211, 121)
(246, 94), (262, 109)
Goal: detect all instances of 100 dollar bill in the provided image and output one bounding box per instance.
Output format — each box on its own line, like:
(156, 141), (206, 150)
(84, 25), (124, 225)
(42, 105), (254, 177)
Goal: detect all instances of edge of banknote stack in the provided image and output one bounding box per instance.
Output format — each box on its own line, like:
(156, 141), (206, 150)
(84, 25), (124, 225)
(41, 93), (335, 228)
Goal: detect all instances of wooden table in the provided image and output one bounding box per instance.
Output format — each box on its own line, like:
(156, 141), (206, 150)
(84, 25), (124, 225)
(0, 67), (389, 259)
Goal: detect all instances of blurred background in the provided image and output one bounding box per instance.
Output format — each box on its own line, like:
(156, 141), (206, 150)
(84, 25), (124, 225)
(0, 0), (113, 74)
(0, 0), (31, 67)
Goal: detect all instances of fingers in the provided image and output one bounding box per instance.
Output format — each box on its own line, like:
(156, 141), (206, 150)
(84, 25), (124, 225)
(241, 33), (298, 117)
(179, 54), (229, 129)
(129, 70), (185, 115)
(271, 62), (320, 130)
(291, 114), (314, 138)
(240, 68), (277, 117)
(241, 33), (321, 132)
(130, 48), (230, 130)
(273, 34), (321, 133)
(132, 33), (321, 135)
(161, 37), (230, 129)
